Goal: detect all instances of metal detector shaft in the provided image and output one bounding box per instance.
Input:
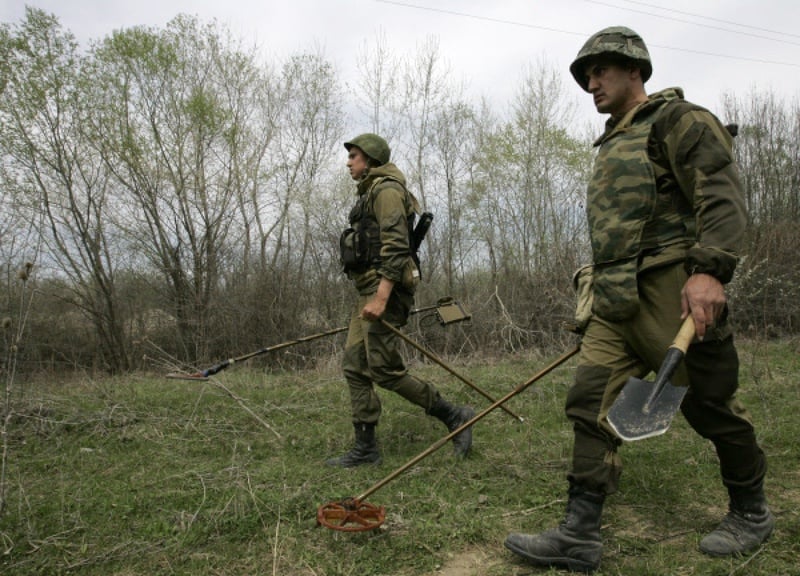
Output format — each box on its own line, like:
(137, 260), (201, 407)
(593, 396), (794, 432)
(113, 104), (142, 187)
(185, 326), (349, 378)
(354, 344), (580, 503)
(168, 301), (451, 380)
(380, 319), (524, 422)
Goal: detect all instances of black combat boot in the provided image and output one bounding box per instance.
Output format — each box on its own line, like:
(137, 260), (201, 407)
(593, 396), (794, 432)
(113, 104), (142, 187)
(325, 423), (381, 468)
(699, 481), (775, 557)
(504, 486), (604, 573)
(428, 396), (475, 457)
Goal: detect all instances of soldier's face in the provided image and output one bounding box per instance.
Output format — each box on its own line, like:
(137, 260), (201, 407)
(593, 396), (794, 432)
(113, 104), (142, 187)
(585, 62), (638, 116)
(347, 147), (368, 180)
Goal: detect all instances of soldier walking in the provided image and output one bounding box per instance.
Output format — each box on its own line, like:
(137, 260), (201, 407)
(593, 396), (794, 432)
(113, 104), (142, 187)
(327, 133), (475, 467)
(504, 27), (774, 572)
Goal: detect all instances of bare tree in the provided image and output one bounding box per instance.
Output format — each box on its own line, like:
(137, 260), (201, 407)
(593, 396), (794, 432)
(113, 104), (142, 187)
(722, 90), (800, 224)
(353, 29), (400, 138)
(252, 51), (346, 332)
(5, 9), (798, 374)
(0, 7), (131, 371)
(721, 90), (800, 335)
(464, 63), (592, 348)
(86, 16), (268, 360)
(428, 99), (482, 295)
(398, 36), (454, 210)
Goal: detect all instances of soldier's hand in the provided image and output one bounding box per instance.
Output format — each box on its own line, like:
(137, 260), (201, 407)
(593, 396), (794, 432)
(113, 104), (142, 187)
(361, 277), (393, 321)
(361, 298), (387, 322)
(681, 273), (726, 340)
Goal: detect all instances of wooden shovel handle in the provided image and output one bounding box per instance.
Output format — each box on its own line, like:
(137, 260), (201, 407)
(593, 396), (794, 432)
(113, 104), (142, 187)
(672, 316), (696, 354)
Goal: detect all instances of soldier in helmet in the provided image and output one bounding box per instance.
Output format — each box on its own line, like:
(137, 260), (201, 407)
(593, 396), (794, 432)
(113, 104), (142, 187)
(504, 27), (773, 571)
(326, 133), (475, 467)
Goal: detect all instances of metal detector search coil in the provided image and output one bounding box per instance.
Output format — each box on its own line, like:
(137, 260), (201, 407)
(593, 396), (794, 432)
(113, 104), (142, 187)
(317, 344), (581, 533)
(316, 498), (386, 532)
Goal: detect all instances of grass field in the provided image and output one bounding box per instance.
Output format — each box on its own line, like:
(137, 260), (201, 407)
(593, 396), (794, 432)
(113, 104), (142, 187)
(1, 336), (798, 575)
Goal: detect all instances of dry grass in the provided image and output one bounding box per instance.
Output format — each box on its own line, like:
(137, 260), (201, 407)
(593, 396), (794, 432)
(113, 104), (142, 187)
(0, 337), (797, 575)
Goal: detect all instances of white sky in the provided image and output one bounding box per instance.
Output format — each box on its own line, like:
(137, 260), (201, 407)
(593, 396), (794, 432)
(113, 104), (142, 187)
(3, 0), (800, 129)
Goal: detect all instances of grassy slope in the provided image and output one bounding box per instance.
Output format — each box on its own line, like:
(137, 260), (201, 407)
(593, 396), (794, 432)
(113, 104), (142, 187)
(1, 338), (798, 575)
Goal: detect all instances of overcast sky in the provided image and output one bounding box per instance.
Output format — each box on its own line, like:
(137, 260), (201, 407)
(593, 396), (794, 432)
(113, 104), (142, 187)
(3, 0), (800, 129)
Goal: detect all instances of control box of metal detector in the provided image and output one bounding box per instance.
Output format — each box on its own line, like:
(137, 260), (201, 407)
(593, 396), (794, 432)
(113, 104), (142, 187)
(435, 298), (471, 326)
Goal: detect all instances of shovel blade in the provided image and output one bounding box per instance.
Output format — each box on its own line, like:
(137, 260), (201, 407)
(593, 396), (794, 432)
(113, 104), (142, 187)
(607, 376), (688, 441)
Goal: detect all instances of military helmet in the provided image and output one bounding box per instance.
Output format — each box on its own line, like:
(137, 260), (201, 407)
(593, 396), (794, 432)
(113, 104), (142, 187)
(570, 26), (652, 92)
(344, 133), (391, 166)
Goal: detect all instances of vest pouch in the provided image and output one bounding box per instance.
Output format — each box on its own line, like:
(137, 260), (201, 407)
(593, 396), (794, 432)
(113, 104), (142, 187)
(592, 258), (640, 322)
(340, 227), (368, 272)
(401, 259), (420, 292)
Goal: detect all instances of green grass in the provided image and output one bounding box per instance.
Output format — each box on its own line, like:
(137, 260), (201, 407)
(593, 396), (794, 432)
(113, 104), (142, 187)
(1, 338), (798, 575)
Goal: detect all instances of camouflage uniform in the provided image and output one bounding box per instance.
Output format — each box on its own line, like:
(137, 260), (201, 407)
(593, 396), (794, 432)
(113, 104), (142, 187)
(571, 87), (766, 497)
(341, 163), (440, 423)
(505, 28), (772, 571)
(329, 134), (474, 468)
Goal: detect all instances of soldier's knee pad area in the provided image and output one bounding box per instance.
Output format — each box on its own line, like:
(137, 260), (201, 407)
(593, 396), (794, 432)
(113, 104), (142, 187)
(566, 365), (612, 419)
(685, 337), (739, 403)
(342, 345), (368, 378)
(366, 359), (406, 388)
(372, 374), (402, 391)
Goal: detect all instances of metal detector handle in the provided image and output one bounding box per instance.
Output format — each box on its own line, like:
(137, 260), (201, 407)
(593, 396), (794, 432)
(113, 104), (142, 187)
(168, 298), (465, 380)
(201, 359), (233, 378)
(167, 326), (348, 380)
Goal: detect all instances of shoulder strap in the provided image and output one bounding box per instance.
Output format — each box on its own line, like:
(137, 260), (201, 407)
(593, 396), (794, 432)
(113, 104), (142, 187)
(651, 97), (730, 144)
(366, 176), (421, 215)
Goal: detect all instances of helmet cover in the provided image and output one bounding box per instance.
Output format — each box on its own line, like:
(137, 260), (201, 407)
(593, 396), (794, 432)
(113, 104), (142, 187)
(344, 133), (391, 166)
(570, 26), (652, 91)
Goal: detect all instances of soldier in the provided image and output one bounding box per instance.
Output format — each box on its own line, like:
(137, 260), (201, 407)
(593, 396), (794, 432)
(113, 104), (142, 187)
(327, 133), (475, 467)
(504, 27), (774, 572)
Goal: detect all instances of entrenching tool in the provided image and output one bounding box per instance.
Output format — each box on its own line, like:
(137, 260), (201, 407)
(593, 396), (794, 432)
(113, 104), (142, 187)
(165, 298), (469, 381)
(607, 316), (696, 441)
(380, 318), (524, 422)
(316, 343), (581, 532)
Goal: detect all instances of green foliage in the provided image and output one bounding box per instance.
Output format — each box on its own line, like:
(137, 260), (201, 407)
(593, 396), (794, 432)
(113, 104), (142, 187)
(1, 7), (798, 381)
(0, 340), (797, 574)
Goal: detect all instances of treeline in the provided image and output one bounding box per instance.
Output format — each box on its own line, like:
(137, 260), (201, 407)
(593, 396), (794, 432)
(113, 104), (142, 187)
(1, 8), (798, 376)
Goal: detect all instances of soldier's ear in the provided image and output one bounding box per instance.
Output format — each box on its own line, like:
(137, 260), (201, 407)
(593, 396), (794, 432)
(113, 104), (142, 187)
(628, 64), (644, 82)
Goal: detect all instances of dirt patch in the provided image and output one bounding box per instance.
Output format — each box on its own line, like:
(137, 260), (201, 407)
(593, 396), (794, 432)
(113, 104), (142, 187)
(425, 548), (501, 576)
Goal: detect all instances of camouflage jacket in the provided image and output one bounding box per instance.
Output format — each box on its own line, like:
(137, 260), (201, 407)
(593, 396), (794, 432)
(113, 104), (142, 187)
(587, 87), (747, 321)
(347, 162), (419, 295)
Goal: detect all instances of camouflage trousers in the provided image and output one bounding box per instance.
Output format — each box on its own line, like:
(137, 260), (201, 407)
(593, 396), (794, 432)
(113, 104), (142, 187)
(342, 289), (438, 425)
(567, 262), (767, 495)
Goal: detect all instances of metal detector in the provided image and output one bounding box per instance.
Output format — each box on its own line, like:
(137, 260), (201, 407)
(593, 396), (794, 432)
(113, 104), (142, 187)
(166, 326), (348, 381)
(165, 297), (470, 381)
(380, 319), (524, 422)
(316, 344), (581, 532)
